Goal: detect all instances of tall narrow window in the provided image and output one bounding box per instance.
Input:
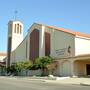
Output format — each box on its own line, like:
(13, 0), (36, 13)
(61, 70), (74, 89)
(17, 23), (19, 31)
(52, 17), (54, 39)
(29, 29), (39, 61)
(9, 24), (12, 34)
(20, 25), (22, 34)
(45, 32), (50, 56)
(14, 24), (16, 33)
(17, 24), (19, 34)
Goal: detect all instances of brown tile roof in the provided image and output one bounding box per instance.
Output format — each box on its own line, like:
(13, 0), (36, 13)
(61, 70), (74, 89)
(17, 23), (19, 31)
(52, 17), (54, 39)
(75, 32), (90, 38)
(47, 25), (90, 38)
(0, 52), (7, 56)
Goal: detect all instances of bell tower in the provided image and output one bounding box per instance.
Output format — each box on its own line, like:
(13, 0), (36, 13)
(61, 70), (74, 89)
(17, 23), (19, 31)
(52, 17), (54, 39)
(7, 20), (23, 67)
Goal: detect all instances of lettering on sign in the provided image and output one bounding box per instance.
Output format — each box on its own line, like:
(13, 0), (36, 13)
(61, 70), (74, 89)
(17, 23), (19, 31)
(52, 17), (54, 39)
(55, 48), (66, 56)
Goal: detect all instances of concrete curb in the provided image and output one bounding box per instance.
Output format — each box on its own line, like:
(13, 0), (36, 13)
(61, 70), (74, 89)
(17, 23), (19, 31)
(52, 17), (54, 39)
(80, 83), (90, 86)
(44, 80), (79, 85)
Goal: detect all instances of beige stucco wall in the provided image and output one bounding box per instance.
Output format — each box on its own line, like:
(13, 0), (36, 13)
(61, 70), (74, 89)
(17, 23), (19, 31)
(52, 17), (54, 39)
(58, 60), (72, 76)
(47, 28), (75, 58)
(11, 36), (28, 64)
(75, 36), (90, 56)
(28, 24), (75, 59)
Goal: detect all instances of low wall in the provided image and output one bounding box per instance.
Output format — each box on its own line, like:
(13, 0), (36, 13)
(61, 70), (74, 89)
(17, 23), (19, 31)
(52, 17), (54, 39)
(18, 69), (42, 76)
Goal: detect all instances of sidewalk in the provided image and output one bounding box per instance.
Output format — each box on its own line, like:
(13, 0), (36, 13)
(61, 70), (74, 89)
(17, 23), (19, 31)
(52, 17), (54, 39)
(45, 77), (90, 86)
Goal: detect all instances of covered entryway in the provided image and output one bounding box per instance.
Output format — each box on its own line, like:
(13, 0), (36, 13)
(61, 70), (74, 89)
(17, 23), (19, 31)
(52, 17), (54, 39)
(74, 59), (90, 76)
(56, 55), (90, 77)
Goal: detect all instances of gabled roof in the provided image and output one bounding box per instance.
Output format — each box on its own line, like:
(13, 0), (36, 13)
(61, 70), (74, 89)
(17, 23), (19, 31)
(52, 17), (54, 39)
(37, 23), (90, 38)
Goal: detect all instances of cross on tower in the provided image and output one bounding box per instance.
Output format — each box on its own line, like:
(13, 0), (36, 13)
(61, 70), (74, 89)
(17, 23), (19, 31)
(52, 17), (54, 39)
(15, 10), (18, 20)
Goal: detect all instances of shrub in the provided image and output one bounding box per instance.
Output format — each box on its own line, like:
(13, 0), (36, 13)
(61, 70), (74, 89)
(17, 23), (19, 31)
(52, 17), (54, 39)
(6, 61), (33, 75)
(35, 56), (53, 69)
(35, 56), (53, 75)
(15, 61), (33, 71)
(6, 57), (54, 76)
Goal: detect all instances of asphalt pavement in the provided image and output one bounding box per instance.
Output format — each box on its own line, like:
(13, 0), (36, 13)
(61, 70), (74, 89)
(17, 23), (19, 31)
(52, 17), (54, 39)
(0, 76), (90, 90)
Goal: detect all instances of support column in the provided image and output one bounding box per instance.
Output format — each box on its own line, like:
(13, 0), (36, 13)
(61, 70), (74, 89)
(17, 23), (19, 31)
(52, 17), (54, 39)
(50, 29), (55, 57)
(39, 26), (45, 57)
(27, 34), (30, 60)
(70, 60), (75, 77)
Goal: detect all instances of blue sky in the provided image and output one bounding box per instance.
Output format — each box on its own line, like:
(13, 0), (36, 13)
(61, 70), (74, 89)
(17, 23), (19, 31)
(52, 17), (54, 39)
(0, 0), (90, 52)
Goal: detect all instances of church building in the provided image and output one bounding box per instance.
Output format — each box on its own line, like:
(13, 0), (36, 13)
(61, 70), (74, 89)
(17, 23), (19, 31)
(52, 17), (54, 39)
(7, 20), (90, 76)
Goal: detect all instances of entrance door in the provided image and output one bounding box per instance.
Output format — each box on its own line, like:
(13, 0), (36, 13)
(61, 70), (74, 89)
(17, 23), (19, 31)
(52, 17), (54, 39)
(86, 64), (90, 75)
